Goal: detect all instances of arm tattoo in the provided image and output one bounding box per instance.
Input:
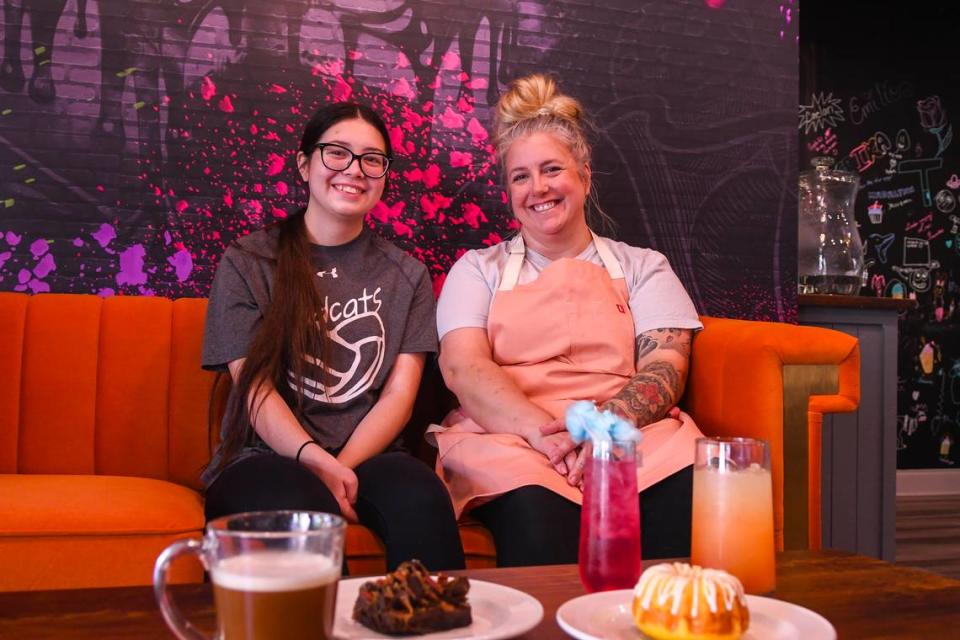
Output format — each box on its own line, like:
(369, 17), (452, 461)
(635, 334), (658, 361)
(641, 328), (692, 360)
(603, 361), (682, 427)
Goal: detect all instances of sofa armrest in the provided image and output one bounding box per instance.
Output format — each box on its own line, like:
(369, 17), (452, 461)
(684, 316), (860, 551)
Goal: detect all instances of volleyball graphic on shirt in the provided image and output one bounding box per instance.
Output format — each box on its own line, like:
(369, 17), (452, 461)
(291, 309), (385, 404)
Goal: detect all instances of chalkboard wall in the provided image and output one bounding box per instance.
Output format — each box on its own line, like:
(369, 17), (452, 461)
(801, 1), (960, 469)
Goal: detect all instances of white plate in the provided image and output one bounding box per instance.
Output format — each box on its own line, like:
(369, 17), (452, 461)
(556, 589), (836, 640)
(334, 577), (544, 640)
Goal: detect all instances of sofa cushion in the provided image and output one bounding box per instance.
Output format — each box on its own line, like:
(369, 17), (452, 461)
(0, 475), (204, 536)
(0, 475), (205, 590)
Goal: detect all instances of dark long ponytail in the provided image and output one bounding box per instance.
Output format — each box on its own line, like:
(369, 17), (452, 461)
(208, 102), (393, 478)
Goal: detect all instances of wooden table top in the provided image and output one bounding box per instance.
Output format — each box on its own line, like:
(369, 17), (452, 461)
(1, 550), (958, 639)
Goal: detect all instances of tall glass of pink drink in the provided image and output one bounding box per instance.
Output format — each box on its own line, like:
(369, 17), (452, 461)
(578, 439), (641, 592)
(690, 437), (776, 594)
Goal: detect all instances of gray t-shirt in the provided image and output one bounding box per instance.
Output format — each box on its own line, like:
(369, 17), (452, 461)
(202, 224), (437, 482)
(437, 235), (702, 340)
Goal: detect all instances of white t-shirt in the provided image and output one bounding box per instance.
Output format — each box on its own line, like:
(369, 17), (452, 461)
(437, 235), (703, 341)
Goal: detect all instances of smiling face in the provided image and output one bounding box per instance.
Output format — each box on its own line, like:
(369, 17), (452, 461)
(504, 131), (591, 253)
(297, 117), (387, 229)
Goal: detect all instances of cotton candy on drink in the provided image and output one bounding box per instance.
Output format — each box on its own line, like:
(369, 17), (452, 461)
(565, 400), (641, 444)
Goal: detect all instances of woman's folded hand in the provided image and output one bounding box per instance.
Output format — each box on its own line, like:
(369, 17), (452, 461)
(529, 419), (579, 477)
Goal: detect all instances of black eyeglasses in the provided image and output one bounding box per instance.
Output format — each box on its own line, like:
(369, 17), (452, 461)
(313, 143), (392, 179)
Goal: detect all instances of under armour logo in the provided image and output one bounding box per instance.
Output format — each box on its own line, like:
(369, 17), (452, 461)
(616, 304), (626, 313)
(317, 268), (339, 278)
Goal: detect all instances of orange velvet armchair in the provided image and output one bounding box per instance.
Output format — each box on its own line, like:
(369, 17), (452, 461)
(0, 293), (858, 591)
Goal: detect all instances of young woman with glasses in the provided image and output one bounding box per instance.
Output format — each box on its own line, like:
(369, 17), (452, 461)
(201, 102), (465, 571)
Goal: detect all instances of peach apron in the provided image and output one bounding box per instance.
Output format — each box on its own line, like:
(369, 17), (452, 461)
(431, 234), (702, 518)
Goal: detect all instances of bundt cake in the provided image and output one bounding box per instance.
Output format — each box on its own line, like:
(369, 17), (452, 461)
(632, 562), (749, 640)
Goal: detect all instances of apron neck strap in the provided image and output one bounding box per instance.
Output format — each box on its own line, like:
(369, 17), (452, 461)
(498, 231), (623, 291)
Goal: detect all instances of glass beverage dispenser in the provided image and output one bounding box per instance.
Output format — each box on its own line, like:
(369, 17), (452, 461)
(798, 158), (863, 295)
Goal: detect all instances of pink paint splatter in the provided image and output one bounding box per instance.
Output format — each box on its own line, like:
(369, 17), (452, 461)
(218, 95), (234, 113)
(5, 231), (21, 246)
(167, 248), (194, 282)
(265, 153), (285, 176)
(456, 96), (474, 113)
(461, 203), (488, 229)
(705, 0), (725, 7)
(422, 164), (441, 189)
(269, 84), (287, 94)
(201, 76), (217, 101)
(175, 199), (189, 213)
(421, 193), (452, 220)
(388, 126), (405, 152)
(29, 238), (49, 257)
(92, 223), (116, 249)
(441, 52), (461, 70)
(98, 288), (116, 297)
(432, 272), (446, 298)
(117, 244), (148, 286)
(392, 220), (414, 237)
(275, 181), (289, 196)
(483, 232), (504, 246)
(333, 77), (352, 102)
(391, 77), (416, 100)
(450, 151), (472, 168)
(369, 200), (405, 223)
(439, 107), (465, 129)
(0, 251), (10, 270)
(467, 118), (489, 142)
(395, 52), (410, 69)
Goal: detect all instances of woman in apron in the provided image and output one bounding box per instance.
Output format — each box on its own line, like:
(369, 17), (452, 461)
(432, 74), (704, 566)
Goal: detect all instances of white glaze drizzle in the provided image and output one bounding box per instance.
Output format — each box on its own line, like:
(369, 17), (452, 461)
(633, 562), (747, 616)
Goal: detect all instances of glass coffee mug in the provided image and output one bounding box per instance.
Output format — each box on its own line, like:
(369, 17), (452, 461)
(154, 511), (345, 640)
(690, 437), (776, 594)
(578, 438), (642, 592)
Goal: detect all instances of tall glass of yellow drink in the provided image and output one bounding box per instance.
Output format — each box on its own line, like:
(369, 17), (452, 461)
(690, 437), (775, 594)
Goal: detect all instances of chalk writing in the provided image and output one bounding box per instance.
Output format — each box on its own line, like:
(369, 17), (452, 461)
(807, 127), (838, 155)
(798, 92), (845, 134)
(905, 212), (934, 235)
(867, 185), (916, 201)
(849, 80), (915, 125)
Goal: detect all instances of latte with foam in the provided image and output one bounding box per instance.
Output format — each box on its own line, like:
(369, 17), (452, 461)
(211, 551), (339, 640)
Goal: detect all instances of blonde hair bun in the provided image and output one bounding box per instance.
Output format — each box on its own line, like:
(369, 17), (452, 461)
(495, 74), (583, 138)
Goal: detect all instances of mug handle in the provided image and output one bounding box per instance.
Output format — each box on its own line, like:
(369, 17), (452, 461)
(153, 538), (211, 640)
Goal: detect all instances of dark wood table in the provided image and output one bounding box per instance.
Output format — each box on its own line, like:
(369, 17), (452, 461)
(1, 550), (958, 639)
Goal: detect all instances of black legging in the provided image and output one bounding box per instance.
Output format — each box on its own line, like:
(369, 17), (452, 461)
(471, 465), (693, 567)
(204, 451), (466, 571)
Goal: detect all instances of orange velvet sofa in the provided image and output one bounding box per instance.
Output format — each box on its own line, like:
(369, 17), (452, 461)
(0, 292), (859, 591)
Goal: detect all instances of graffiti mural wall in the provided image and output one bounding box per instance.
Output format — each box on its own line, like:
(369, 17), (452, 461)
(0, 0), (797, 322)
(801, 1), (960, 469)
